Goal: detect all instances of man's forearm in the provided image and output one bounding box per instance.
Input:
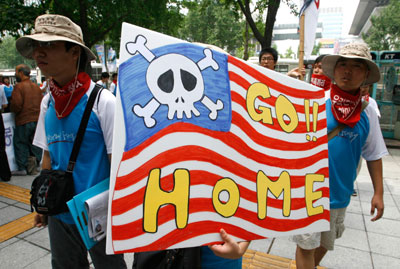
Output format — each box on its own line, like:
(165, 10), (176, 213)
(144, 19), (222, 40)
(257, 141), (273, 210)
(42, 150), (51, 170)
(366, 158), (384, 196)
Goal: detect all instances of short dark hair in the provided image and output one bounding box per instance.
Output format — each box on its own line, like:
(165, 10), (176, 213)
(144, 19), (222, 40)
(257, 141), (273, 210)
(259, 48), (278, 63)
(112, 73), (118, 79)
(101, 72), (110, 79)
(65, 42), (88, 72)
(17, 64), (31, 76)
(314, 54), (328, 65)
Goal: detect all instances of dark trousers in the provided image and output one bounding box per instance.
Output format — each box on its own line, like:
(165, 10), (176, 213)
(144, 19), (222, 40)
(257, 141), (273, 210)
(13, 121), (42, 170)
(0, 114), (11, 181)
(48, 217), (127, 269)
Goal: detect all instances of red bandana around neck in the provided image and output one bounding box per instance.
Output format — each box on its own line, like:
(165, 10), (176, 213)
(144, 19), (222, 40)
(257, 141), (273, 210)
(362, 93), (370, 102)
(50, 72), (91, 119)
(310, 73), (331, 91)
(113, 79), (117, 85)
(330, 84), (362, 128)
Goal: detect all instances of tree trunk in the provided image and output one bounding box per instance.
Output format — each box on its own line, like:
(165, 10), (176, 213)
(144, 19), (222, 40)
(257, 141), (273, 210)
(263, 0), (280, 49)
(244, 21), (249, 60)
(236, 0), (281, 50)
(77, 0), (90, 47)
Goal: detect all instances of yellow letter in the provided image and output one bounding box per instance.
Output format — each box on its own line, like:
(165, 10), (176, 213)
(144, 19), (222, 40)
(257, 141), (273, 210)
(212, 178), (240, 217)
(143, 168), (190, 233)
(305, 174), (325, 216)
(246, 82), (273, 124)
(257, 171), (291, 219)
(275, 95), (298, 133)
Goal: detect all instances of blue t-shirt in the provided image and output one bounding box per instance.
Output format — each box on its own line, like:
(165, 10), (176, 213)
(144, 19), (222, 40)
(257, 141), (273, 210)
(326, 100), (370, 209)
(3, 84), (13, 99)
(45, 92), (110, 224)
(201, 246), (242, 269)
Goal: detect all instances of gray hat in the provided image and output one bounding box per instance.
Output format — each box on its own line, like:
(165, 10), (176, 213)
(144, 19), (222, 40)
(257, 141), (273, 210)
(16, 14), (96, 61)
(321, 43), (380, 85)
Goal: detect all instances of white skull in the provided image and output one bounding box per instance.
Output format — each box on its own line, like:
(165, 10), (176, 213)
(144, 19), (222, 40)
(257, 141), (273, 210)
(146, 53), (204, 120)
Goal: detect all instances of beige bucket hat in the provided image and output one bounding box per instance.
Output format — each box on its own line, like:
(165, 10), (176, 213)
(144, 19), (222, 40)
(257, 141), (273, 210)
(16, 14), (96, 61)
(321, 43), (380, 85)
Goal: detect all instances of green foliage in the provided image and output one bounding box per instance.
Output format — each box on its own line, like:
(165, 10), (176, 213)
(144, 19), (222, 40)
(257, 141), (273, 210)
(363, 0), (400, 50)
(0, 0), (49, 39)
(236, 43), (256, 59)
(312, 42), (321, 55)
(0, 36), (35, 69)
(179, 0), (243, 54)
(0, 0), (186, 59)
(284, 46), (295, 59)
(224, 0), (298, 49)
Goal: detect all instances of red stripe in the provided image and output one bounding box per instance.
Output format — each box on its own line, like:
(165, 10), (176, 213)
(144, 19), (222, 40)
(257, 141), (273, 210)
(121, 119), (327, 165)
(115, 144), (327, 192)
(228, 55), (325, 100)
(228, 71), (327, 115)
(232, 110), (328, 150)
(112, 197), (330, 241)
(119, 122), (327, 168)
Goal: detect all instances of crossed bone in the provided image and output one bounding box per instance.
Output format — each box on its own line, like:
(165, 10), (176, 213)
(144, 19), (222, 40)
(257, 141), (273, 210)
(127, 35), (224, 128)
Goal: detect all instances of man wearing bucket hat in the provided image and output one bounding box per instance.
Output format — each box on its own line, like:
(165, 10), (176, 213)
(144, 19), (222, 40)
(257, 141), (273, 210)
(293, 43), (388, 269)
(16, 14), (126, 268)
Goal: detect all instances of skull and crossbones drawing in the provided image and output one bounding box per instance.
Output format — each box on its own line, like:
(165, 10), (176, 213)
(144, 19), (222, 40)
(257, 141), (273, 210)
(126, 35), (224, 128)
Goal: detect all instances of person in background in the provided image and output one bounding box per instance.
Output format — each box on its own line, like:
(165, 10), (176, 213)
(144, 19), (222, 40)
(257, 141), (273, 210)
(10, 64), (43, 176)
(293, 43), (387, 269)
(39, 76), (52, 95)
(287, 65), (306, 79)
(259, 47), (306, 79)
(109, 72), (118, 95)
(96, 71), (110, 89)
(361, 84), (381, 118)
(0, 84), (11, 182)
(2, 76), (14, 108)
(16, 14), (126, 268)
(310, 54), (331, 99)
(259, 47), (278, 70)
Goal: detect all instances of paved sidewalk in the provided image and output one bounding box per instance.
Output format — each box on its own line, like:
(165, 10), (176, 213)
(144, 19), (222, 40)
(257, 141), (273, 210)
(1, 148), (400, 268)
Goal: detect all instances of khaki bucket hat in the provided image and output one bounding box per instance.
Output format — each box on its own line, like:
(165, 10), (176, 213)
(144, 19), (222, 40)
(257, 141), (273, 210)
(16, 14), (96, 61)
(321, 43), (380, 85)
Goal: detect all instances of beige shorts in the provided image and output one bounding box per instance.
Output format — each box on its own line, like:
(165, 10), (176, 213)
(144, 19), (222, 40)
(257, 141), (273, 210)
(292, 208), (346, 251)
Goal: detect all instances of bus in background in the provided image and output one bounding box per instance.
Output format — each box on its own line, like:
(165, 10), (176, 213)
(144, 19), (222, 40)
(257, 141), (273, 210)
(0, 68), (39, 85)
(0, 61), (105, 85)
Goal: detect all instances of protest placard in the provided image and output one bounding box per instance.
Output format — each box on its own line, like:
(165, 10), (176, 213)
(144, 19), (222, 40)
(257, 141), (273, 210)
(2, 113), (18, 171)
(106, 22), (329, 254)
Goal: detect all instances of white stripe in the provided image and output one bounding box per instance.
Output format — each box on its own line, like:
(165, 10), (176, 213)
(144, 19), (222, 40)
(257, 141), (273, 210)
(117, 132), (328, 177)
(230, 80), (327, 120)
(114, 160), (328, 199)
(228, 63), (323, 96)
(230, 124), (327, 158)
(169, 219), (329, 249)
(231, 102), (328, 142)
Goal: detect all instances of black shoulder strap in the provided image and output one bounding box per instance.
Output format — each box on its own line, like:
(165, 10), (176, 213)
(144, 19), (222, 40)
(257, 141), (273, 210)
(66, 84), (102, 173)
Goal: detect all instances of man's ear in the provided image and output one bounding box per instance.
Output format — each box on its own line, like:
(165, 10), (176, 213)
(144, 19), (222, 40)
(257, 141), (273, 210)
(71, 46), (81, 58)
(365, 70), (370, 81)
